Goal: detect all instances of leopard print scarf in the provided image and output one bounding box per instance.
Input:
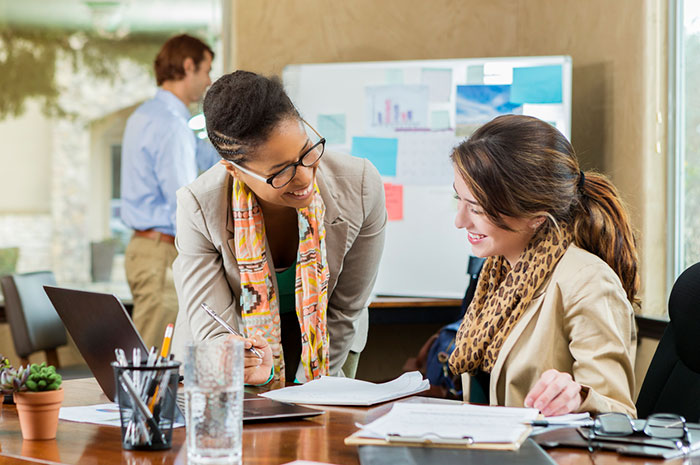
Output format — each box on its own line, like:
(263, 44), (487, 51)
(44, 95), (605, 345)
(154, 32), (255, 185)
(449, 224), (572, 375)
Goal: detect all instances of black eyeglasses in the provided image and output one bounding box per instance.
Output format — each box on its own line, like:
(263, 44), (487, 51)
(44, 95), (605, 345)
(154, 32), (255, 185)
(228, 119), (326, 189)
(587, 413), (690, 456)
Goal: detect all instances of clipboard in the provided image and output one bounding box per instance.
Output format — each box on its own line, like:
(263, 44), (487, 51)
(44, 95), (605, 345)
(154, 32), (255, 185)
(344, 426), (532, 450)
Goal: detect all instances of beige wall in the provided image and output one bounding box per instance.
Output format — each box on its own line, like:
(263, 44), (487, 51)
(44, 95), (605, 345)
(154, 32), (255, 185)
(0, 99), (52, 213)
(88, 104), (139, 242)
(231, 0), (668, 315)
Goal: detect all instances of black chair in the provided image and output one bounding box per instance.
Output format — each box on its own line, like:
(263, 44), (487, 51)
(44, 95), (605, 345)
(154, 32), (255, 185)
(636, 262), (700, 421)
(460, 256), (486, 320)
(0, 271), (67, 367)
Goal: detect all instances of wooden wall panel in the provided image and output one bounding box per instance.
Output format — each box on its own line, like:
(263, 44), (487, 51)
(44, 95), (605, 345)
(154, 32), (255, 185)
(231, 0), (667, 314)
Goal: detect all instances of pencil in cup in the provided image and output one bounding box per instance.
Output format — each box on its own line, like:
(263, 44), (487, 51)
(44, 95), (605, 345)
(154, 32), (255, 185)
(148, 324), (174, 412)
(200, 302), (264, 359)
(111, 361), (181, 450)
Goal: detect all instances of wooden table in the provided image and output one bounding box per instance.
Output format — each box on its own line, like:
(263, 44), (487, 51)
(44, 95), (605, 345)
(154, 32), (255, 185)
(0, 378), (677, 465)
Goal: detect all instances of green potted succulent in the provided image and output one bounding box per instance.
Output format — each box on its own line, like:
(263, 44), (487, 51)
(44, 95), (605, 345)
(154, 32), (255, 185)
(0, 360), (63, 440)
(0, 353), (18, 405)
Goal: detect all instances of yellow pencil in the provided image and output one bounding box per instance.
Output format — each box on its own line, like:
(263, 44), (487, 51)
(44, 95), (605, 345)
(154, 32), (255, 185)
(159, 323), (174, 359)
(149, 323), (174, 412)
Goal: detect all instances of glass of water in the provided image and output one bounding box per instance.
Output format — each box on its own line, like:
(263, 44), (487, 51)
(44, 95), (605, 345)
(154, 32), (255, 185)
(184, 338), (244, 465)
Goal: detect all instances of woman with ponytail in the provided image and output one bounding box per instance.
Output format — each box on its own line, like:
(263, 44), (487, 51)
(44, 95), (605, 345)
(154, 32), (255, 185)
(448, 114), (638, 416)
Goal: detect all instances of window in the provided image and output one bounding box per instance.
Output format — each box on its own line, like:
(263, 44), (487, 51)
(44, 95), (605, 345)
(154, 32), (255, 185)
(671, 0), (700, 277)
(110, 144), (129, 254)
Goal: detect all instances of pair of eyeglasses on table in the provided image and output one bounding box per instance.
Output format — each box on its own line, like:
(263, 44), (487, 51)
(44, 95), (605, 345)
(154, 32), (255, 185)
(586, 412), (691, 457)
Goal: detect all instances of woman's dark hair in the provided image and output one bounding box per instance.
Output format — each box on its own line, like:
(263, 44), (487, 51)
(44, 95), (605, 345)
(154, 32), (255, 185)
(154, 34), (214, 86)
(203, 71), (300, 163)
(451, 114), (640, 305)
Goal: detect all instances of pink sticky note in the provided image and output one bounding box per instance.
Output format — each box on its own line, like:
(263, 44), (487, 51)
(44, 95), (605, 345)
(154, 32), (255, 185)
(384, 183), (403, 221)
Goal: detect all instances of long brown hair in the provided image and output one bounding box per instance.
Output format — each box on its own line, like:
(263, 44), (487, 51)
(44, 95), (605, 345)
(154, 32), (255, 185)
(451, 114), (639, 304)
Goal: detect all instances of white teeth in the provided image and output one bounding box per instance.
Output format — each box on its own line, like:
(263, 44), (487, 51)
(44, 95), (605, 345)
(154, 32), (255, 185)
(290, 184), (312, 197)
(468, 232), (485, 240)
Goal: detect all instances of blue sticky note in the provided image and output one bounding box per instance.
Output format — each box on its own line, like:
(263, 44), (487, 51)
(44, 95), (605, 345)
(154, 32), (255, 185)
(510, 65), (563, 104)
(318, 114), (346, 145)
(466, 65), (484, 85)
(351, 137), (398, 176)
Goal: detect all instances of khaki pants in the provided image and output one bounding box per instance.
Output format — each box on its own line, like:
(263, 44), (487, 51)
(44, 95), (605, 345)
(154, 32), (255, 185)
(125, 236), (178, 349)
(342, 350), (361, 378)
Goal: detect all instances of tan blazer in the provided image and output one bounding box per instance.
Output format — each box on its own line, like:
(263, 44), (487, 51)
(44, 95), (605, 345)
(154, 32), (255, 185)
(171, 151), (387, 377)
(463, 244), (637, 416)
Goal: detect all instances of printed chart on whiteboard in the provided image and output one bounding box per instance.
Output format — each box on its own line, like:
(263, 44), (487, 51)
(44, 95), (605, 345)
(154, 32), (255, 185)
(284, 56), (572, 298)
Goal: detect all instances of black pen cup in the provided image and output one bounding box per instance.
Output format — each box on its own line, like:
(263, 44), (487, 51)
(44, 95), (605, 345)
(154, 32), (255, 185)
(111, 361), (181, 450)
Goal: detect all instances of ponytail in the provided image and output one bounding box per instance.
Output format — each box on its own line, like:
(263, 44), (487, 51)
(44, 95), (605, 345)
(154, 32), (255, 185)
(453, 114), (640, 306)
(573, 172), (640, 305)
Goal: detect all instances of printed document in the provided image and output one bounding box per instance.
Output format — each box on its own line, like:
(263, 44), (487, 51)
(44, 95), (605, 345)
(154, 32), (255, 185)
(357, 403), (539, 444)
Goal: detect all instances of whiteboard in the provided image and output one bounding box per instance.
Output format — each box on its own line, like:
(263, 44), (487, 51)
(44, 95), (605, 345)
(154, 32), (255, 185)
(283, 56), (572, 298)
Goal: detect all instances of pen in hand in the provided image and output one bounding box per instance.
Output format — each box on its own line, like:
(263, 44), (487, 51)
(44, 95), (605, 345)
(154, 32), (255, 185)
(200, 302), (264, 359)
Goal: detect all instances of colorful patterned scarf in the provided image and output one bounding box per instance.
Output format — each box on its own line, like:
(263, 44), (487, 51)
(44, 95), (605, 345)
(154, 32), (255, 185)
(232, 179), (330, 383)
(449, 224), (572, 375)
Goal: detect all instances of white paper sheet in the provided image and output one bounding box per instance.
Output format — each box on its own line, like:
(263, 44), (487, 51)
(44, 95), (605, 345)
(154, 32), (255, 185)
(357, 403), (539, 444)
(529, 412), (593, 435)
(59, 403), (184, 428)
(396, 131), (460, 185)
(365, 85), (430, 130)
(544, 412), (591, 424)
(260, 371), (429, 406)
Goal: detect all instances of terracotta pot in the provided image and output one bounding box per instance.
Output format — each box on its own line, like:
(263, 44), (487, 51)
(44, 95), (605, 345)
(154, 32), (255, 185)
(13, 388), (64, 440)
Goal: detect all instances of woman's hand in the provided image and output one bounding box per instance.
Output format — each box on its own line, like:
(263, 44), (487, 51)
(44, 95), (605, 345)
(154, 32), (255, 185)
(524, 369), (582, 416)
(227, 334), (274, 385)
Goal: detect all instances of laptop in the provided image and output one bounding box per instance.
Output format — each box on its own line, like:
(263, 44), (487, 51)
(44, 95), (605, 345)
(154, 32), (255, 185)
(44, 286), (323, 422)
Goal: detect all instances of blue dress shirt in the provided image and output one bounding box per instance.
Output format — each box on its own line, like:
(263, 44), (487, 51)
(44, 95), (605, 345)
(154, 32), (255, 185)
(120, 89), (219, 236)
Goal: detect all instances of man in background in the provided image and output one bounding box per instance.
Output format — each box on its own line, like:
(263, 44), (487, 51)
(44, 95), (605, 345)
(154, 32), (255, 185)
(120, 34), (218, 348)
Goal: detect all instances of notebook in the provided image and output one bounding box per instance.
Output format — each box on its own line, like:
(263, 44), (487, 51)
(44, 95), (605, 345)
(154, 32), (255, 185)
(44, 286), (324, 422)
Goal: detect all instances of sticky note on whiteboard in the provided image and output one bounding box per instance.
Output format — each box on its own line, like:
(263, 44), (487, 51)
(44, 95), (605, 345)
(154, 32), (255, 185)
(384, 183), (403, 221)
(318, 114), (346, 145)
(351, 136), (398, 177)
(510, 65), (563, 104)
(430, 110), (451, 130)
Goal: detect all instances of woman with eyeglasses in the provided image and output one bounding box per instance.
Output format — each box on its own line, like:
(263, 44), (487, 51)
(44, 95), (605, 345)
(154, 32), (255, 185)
(448, 114), (638, 416)
(171, 71), (386, 386)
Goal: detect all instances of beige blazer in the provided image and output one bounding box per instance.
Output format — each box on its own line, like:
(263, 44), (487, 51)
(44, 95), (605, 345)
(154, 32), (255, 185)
(171, 151), (387, 377)
(463, 244), (637, 416)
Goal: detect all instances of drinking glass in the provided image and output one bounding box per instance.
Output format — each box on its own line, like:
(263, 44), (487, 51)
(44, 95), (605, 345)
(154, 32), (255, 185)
(184, 338), (244, 465)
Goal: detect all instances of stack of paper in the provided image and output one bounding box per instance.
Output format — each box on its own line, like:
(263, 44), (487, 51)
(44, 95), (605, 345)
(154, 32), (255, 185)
(348, 403), (539, 449)
(260, 371), (429, 406)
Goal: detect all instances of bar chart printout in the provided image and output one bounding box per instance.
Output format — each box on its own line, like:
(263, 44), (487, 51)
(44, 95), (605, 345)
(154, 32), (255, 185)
(366, 85), (430, 130)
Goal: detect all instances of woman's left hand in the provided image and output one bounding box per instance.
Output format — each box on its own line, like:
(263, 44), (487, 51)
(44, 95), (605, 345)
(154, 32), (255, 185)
(524, 369), (582, 416)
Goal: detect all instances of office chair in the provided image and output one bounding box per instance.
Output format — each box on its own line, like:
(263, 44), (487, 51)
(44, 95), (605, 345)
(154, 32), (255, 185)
(0, 271), (67, 367)
(459, 256), (486, 320)
(635, 262), (700, 421)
